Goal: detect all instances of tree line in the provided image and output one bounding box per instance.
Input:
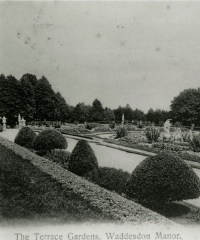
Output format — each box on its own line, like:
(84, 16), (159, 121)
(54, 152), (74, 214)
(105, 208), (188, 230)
(0, 73), (199, 126)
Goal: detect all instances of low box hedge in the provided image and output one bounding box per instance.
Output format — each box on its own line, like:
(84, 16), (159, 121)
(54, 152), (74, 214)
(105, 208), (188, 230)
(0, 136), (173, 225)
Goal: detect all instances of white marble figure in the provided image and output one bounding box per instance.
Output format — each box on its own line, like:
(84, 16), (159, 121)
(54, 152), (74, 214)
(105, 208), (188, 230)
(18, 114), (26, 129)
(2, 116), (7, 130)
(122, 113), (124, 125)
(163, 119), (172, 140)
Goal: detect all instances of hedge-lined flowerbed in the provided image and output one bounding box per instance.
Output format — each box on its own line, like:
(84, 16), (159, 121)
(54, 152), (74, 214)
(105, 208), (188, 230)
(0, 136), (173, 225)
(104, 139), (200, 165)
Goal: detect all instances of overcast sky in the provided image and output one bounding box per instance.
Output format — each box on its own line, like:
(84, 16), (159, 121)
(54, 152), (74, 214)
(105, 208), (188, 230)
(1, 1), (200, 113)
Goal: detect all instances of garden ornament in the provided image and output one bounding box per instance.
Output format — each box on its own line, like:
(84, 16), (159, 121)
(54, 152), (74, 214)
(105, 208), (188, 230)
(163, 119), (172, 140)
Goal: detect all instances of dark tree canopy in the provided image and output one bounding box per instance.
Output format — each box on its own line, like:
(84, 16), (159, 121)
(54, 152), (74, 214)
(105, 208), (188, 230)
(170, 88), (200, 125)
(91, 99), (104, 121)
(73, 102), (92, 123)
(0, 74), (70, 124)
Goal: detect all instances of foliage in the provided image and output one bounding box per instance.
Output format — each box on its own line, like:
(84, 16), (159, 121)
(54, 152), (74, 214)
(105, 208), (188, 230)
(144, 127), (160, 143)
(151, 142), (189, 151)
(68, 140), (99, 182)
(14, 127), (37, 149)
(34, 129), (67, 152)
(86, 122), (99, 130)
(19, 74), (36, 121)
(182, 131), (191, 142)
(55, 92), (70, 122)
(116, 126), (127, 138)
(104, 107), (115, 121)
(91, 99), (104, 121)
(0, 145), (108, 222)
(44, 149), (71, 169)
(98, 167), (130, 195)
(0, 138), (170, 225)
(170, 88), (200, 125)
(73, 103), (92, 123)
(0, 125), (3, 132)
(109, 121), (115, 129)
(0, 74), (71, 124)
(189, 133), (200, 152)
(126, 152), (200, 205)
(173, 121), (182, 128)
(0, 75), (21, 126)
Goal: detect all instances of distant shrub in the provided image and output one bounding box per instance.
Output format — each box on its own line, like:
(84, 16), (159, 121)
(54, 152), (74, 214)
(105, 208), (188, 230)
(68, 140), (99, 182)
(109, 121), (115, 129)
(116, 126), (127, 138)
(151, 142), (188, 151)
(86, 123), (99, 130)
(190, 133), (200, 152)
(44, 149), (71, 169)
(173, 121), (182, 128)
(144, 127), (160, 143)
(0, 125), (3, 132)
(54, 124), (61, 128)
(34, 129), (67, 152)
(126, 152), (200, 206)
(157, 121), (164, 127)
(98, 167), (130, 195)
(14, 127), (37, 149)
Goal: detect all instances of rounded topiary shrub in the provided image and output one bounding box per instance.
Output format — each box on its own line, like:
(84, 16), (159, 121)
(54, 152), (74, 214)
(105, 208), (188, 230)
(68, 140), (99, 182)
(14, 127), (37, 149)
(0, 125), (3, 132)
(34, 129), (67, 152)
(126, 152), (200, 205)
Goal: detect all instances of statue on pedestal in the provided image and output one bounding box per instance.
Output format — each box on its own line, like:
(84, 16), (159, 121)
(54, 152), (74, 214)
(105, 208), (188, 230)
(122, 113), (124, 125)
(2, 116), (6, 130)
(163, 119), (172, 140)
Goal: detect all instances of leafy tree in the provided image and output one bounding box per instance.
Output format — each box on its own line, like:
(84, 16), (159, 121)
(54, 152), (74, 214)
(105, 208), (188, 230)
(55, 92), (70, 122)
(73, 103), (91, 123)
(146, 108), (155, 123)
(104, 107), (115, 121)
(0, 75), (21, 126)
(91, 99), (104, 121)
(34, 76), (58, 120)
(170, 88), (200, 125)
(20, 73), (38, 88)
(113, 106), (125, 121)
(133, 108), (146, 121)
(124, 104), (134, 121)
(19, 76), (36, 121)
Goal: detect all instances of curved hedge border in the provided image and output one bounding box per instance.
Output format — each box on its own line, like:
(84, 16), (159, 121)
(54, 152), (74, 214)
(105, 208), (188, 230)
(0, 136), (174, 226)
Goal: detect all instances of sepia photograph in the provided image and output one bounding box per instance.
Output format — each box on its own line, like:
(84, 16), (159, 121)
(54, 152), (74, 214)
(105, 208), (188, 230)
(1, 1), (200, 239)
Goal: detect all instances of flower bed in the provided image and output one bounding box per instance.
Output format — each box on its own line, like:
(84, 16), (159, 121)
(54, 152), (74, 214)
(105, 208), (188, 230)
(104, 139), (200, 164)
(0, 136), (173, 225)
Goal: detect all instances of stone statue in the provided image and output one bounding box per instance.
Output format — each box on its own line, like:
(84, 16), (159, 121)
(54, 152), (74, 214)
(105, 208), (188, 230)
(163, 119), (172, 140)
(122, 113), (124, 125)
(2, 116), (6, 130)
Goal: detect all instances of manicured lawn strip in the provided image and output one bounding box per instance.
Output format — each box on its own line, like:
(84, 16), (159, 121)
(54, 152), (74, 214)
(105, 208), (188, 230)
(104, 139), (200, 164)
(0, 136), (173, 225)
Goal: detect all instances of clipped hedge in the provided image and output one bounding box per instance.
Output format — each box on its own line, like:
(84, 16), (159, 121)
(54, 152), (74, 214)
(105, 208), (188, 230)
(34, 129), (67, 152)
(98, 167), (130, 195)
(68, 140), (99, 182)
(44, 149), (71, 169)
(126, 152), (200, 205)
(14, 126), (37, 149)
(0, 136), (173, 225)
